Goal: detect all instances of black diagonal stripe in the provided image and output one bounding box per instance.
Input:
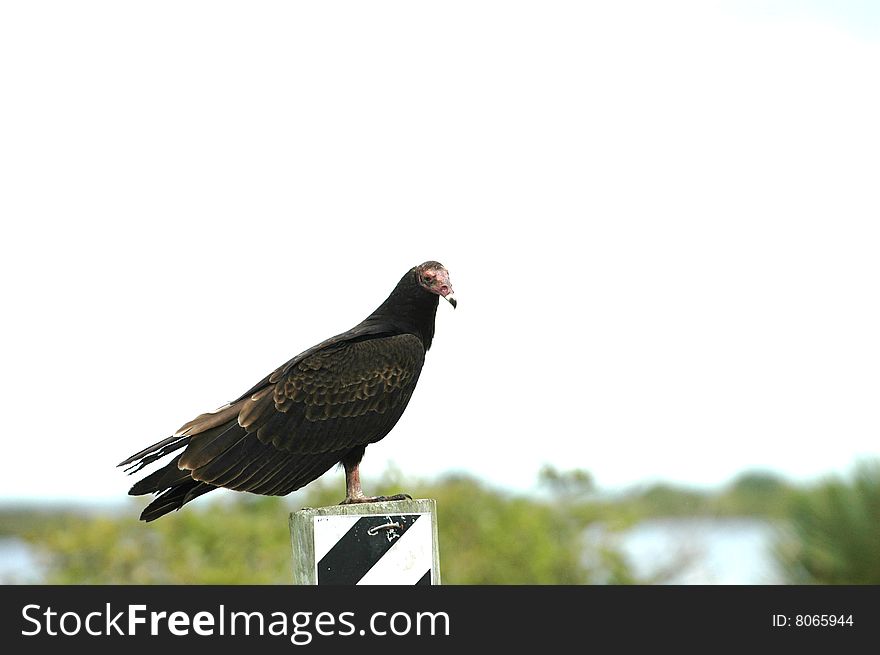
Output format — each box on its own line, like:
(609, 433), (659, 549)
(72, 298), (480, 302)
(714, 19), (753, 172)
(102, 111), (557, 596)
(317, 514), (422, 585)
(416, 569), (432, 585)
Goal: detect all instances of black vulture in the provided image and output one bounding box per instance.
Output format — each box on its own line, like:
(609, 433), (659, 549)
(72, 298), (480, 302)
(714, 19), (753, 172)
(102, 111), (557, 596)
(119, 261), (455, 521)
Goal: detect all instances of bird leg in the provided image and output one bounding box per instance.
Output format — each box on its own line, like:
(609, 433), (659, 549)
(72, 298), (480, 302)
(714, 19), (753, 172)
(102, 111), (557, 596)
(339, 459), (411, 505)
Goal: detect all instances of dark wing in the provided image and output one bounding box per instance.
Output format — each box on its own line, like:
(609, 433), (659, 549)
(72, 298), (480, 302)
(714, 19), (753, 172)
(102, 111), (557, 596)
(228, 320), (402, 404)
(238, 334), (425, 452)
(123, 333), (425, 518)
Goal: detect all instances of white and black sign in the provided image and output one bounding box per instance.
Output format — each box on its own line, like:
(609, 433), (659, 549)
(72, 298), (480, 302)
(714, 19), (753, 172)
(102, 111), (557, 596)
(314, 513), (433, 585)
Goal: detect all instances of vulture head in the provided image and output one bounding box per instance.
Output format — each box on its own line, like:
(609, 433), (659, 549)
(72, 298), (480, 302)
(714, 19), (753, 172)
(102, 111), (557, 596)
(416, 261), (457, 308)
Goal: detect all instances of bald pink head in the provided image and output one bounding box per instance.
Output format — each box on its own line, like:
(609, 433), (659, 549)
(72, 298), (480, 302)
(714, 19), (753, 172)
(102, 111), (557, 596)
(416, 261), (457, 308)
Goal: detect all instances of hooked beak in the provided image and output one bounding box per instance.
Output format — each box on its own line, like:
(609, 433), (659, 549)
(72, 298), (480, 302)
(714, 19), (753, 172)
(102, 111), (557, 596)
(430, 265), (456, 309)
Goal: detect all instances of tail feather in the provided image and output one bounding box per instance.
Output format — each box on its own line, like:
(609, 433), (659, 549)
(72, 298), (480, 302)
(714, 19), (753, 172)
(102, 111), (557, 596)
(122, 403), (344, 521)
(119, 400), (245, 473)
(121, 421), (238, 522)
(117, 434), (190, 473)
(178, 422), (248, 471)
(139, 480), (216, 522)
(128, 455), (191, 496)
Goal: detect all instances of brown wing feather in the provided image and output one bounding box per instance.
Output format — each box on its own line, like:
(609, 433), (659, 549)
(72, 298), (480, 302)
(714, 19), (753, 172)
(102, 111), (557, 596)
(257, 333), (425, 452)
(174, 402), (241, 437)
(174, 333), (426, 495)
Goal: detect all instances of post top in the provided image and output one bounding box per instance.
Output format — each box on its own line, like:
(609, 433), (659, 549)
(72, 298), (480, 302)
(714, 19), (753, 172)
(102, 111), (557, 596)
(290, 498), (436, 519)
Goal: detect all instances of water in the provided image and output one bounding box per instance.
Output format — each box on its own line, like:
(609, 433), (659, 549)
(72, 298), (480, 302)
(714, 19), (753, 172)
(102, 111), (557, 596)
(0, 538), (44, 584)
(589, 517), (784, 584)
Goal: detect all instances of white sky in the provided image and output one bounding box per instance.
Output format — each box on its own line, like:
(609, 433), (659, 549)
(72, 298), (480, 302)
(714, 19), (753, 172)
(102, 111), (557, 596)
(1, 1), (878, 503)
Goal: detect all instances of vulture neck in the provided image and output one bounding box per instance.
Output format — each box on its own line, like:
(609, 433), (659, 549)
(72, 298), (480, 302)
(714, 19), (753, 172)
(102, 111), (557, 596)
(365, 272), (439, 350)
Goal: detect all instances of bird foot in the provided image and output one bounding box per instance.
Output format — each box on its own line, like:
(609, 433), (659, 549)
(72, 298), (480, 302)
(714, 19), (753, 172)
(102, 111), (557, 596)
(339, 493), (412, 505)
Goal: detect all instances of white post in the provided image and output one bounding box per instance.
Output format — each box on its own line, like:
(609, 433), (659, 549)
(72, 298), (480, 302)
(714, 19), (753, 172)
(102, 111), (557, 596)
(290, 498), (441, 585)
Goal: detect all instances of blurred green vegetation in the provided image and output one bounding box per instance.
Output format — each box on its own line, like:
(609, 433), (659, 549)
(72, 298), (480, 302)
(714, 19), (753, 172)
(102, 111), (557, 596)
(1, 467), (621, 585)
(775, 461), (880, 584)
(1, 460), (879, 584)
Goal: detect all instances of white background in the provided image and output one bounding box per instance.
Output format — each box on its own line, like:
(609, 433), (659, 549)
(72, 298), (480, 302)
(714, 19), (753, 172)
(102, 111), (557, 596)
(2, 1), (878, 502)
